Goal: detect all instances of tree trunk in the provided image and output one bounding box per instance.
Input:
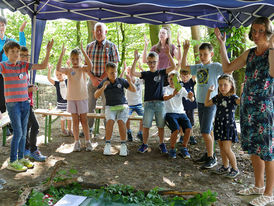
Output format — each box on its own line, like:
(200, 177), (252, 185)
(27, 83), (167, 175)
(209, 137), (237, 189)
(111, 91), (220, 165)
(86, 20), (96, 44)
(191, 26), (201, 64)
(149, 24), (160, 46)
(76, 21), (81, 47)
(118, 23), (126, 74)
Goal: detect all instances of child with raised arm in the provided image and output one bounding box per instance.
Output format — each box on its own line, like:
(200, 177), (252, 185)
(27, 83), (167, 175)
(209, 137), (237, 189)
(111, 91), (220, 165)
(163, 71), (194, 159)
(182, 40), (224, 169)
(205, 74), (240, 178)
(47, 64), (72, 136)
(94, 62), (136, 156)
(131, 46), (175, 154)
(20, 46), (47, 162)
(0, 40), (53, 172)
(120, 61), (144, 142)
(57, 42), (92, 152)
(179, 69), (197, 145)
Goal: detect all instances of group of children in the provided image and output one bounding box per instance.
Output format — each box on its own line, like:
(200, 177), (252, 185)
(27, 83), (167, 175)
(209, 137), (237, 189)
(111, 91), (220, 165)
(0, 25), (241, 181)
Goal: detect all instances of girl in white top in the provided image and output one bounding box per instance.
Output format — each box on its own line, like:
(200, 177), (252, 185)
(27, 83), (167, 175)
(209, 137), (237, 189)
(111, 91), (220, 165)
(56, 42), (93, 152)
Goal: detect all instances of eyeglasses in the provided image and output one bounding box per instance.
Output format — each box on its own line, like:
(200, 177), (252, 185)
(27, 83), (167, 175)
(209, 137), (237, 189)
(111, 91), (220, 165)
(20, 54), (30, 58)
(147, 61), (157, 65)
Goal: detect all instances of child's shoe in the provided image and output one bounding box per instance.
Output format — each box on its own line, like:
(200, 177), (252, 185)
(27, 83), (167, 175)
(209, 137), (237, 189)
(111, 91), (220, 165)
(225, 168), (240, 178)
(201, 156), (217, 169)
(103, 143), (112, 155)
(29, 150), (47, 162)
(195, 152), (208, 163)
(7, 160), (27, 172)
(189, 136), (197, 145)
(159, 143), (168, 154)
(24, 149), (31, 158)
(19, 158), (34, 169)
(138, 143), (148, 153)
(212, 165), (230, 175)
(179, 147), (191, 159)
(127, 131), (133, 142)
(249, 195), (273, 206)
(119, 143), (128, 156)
(136, 132), (143, 142)
(169, 149), (177, 159)
(73, 141), (81, 152)
(85, 140), (93, 151)
(0, 178), (6, 185)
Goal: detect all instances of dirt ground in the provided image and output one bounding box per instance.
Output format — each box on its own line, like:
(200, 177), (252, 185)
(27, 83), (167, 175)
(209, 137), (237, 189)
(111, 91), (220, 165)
(0, 111), (264, 206)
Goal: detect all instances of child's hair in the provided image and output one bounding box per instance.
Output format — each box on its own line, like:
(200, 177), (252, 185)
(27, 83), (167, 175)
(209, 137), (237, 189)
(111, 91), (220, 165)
(168, 70), (179, 77)
(180, 69), (190, 75)
(3, 41), (20, 53)
(70, 48), (81, 57)
(218, 74), (236, 95)
(147, 51), (159, 59)
(0, 16), (7, 25)
(106, 62), (117, 70)
(199, 43), (213, 52)
(20, 46), (28, 52)
(248, 17), (273, 41)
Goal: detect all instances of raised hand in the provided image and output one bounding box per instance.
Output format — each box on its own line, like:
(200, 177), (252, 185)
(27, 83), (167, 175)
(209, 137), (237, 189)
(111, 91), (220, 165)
(125, 74), (132, 82)
(19, 21), (27, 32)
(214, 28), (226, 43)
(60, 43), (66, 55)
(103, 80), (110, 89)
(177, 30), (181, 46)
(144, 34), (149, 47)
(134, 50), (140, 61)
(46, 39), (54, 52)
(208, 85), (215, 92)
(183, 40), (190, 52)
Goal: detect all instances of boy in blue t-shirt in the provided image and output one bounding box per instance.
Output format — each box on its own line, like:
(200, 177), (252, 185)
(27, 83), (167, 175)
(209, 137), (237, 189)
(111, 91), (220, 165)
(182, 41), (224, 169)
(131, 46), (175, 154)
(179, 69), (197, 145)
(95, 62), (136, 157)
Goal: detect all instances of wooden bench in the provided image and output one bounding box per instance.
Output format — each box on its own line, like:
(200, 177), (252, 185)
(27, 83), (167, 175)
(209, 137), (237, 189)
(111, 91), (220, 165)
(0, 112), (10, 146)
(34, 108), (143, 144)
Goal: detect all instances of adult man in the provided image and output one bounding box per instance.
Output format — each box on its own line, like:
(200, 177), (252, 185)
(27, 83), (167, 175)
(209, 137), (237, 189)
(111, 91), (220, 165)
(86, 22), (119, 134)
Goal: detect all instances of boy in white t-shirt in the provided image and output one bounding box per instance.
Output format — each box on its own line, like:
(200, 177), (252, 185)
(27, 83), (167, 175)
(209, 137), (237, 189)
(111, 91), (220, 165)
(120, 63), (143, 142)
(163, 71), (194, 159)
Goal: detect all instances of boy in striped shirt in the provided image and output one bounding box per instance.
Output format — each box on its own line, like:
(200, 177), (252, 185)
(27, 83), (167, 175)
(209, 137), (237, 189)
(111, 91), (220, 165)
(0, 40), (53, 172)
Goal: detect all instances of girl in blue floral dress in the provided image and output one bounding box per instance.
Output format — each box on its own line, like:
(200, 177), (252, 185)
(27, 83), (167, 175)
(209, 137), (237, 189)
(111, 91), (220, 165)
(205, 74), (240, 178)
(215, 17), (274, 206)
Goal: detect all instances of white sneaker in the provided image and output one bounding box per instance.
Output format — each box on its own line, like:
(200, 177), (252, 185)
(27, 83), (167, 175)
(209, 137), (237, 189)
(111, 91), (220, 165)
(119, 143), (128, 156)
(103, 143), (112, 155)
(73, 141), (81, 152)
(85, 140), (93, 151)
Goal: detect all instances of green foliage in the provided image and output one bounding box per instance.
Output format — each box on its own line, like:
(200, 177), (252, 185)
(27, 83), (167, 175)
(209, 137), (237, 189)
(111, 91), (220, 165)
(27, 190), (49, 206)
(26, 184), (218, 206)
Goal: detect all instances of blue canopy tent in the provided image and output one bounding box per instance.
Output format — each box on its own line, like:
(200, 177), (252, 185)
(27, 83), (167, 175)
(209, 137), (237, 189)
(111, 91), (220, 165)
(0, 0), (273, 82)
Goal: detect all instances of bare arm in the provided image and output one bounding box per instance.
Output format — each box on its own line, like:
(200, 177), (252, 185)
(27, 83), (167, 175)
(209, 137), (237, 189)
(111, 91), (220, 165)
(269, 34), (274, 77)
(163, 89), (178, 101)
(47, 64), (55, 85)
(181, 40), (191, 72)
(165, 45), (176, 74)
(204, 85), (214, 107)
(32, 40), (54, 70)
(126, 74), (136, 92)
(174, 31), (182, 61)
(120, 61), (127, 78)
(80, 41), (93, 73)
(131, 50), (142, 77)
(215, 28), (249, 73)
(94, 81), (110, 99)
(142, 34), (149, 64)
(56, 44), (69, 74)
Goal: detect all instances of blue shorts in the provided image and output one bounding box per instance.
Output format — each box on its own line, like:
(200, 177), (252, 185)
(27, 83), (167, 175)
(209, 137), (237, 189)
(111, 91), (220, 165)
(198, 103), (216, 134)
(105, 105), (129, 123)
(143, 101), (165, 128)
(129, 104), (144, 116)
(165, 113), (192, 133)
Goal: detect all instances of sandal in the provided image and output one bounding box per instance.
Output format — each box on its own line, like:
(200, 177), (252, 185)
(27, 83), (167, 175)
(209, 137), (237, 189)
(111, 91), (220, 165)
(249, 195), (273, 206)
(237, 186), (265, 196)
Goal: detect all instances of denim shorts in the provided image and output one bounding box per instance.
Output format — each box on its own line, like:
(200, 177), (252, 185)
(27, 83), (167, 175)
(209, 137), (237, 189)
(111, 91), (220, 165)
(105, 105), (129, 123)
(143, 101), (165, 128)
(198, 103), (216, 134)
(129, 104), (144, 116)
(165, 113), (192, 133)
